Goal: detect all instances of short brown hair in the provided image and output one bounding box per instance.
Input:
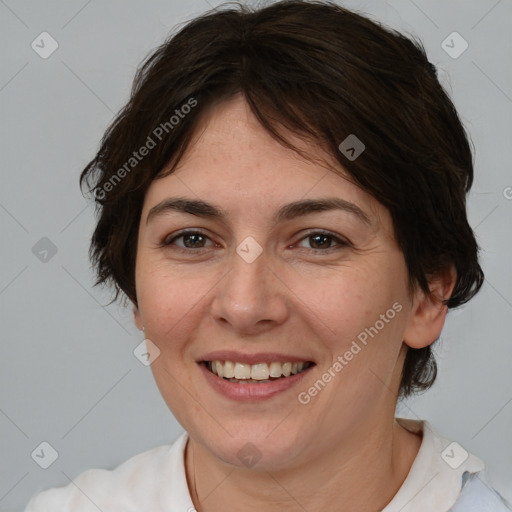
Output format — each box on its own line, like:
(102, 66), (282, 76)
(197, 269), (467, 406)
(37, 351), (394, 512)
(80, 0), (484, 397)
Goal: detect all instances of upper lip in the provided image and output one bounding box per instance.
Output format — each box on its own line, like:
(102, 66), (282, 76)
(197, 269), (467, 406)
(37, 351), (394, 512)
(197, 350), (315, 365)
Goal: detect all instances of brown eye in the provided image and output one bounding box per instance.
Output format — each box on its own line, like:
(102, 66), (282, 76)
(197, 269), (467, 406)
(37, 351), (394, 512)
(164, 231), (213, 249)
(296, 231), (349, 251)
(181, 233), (207, 248)
(309, 234), (333, 249)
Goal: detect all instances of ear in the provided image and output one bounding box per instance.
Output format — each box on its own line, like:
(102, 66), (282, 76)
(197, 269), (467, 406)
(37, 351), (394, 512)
(133, 304), (143, 331)
(403, 266), (457, 349)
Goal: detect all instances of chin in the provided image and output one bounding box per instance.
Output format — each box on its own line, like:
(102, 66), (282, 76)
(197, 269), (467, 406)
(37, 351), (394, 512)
(193, 421), (310, 472)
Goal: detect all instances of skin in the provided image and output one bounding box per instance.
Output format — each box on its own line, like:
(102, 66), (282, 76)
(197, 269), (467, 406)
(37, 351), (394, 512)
(134, 94), (455, 511)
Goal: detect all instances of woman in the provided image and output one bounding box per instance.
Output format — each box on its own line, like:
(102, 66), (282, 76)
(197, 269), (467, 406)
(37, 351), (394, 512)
(25, 1), (511, 510)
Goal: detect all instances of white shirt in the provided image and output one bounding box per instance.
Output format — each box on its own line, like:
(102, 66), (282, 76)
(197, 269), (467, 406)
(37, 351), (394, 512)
(24, 418), (511, 511)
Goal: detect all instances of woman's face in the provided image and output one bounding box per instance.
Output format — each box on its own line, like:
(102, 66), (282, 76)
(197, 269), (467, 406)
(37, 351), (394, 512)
(134, 95), (418, 470)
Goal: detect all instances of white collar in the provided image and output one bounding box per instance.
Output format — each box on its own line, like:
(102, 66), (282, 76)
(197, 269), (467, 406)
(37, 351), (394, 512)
(170, 418), (485, 511)
(382, 418), (485, 511)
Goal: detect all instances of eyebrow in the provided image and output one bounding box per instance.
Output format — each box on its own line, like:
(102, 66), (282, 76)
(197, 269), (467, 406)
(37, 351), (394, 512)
(146, 196), (372, 226)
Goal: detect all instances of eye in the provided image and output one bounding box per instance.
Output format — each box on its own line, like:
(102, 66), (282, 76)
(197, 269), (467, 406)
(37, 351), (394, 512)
(161, 229), (350, 253)
(296, 231), (349, 251)
(162, 230), (214, 250)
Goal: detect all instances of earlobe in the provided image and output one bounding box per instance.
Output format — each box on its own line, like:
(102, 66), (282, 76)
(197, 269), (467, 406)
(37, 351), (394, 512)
(403, 266), (457, 349)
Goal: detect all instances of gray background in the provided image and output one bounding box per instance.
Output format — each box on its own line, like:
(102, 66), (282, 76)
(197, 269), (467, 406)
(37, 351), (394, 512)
(1, 0), (511, 510)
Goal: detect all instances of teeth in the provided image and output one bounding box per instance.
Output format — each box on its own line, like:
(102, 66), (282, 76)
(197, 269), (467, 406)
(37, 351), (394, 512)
(251, 363), (269, 380)
(223, 361), (235, 378)
(269, 361), (282, 378)
(208, 360), (307, 380)
(234, 362), (251, 379)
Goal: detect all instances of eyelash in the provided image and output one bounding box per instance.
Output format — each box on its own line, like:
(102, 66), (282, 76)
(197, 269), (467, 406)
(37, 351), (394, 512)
(161, 229), (350, 254)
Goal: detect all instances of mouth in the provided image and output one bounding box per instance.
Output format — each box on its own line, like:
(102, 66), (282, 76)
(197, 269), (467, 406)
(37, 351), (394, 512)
(197, 351), (316, 401)
(201, 360), (315, 383)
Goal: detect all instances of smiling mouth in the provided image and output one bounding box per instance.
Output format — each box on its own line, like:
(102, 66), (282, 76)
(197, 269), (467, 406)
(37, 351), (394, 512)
(203, 360), (314, 383)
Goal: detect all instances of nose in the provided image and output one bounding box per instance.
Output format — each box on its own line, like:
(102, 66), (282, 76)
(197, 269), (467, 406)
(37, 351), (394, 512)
(210, 245), (289, 335)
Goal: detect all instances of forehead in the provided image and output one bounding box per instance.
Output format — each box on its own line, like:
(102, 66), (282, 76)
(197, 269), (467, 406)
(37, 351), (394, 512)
(172, 94), (338, 178)
(143, 95), (387, 231)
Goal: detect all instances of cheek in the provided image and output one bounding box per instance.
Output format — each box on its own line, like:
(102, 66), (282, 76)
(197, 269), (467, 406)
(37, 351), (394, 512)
(288, 257), (409, 398)
(291, 263), (399, 342)
(135, 258), (220, 350)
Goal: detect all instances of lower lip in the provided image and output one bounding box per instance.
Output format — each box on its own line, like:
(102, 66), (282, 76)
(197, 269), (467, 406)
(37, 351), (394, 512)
(199, 363), (313, 402)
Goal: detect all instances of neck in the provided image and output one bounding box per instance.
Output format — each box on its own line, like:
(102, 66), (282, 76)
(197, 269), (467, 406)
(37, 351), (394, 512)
(185, 417), (422, 512)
